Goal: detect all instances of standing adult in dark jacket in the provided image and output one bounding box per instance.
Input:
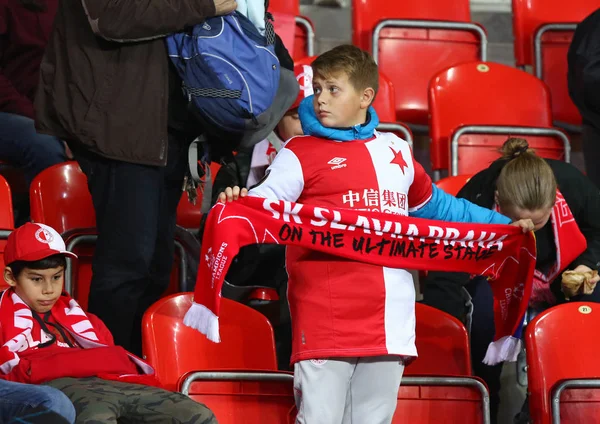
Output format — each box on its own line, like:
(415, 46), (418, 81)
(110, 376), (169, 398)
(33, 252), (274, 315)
(0, 0), (67, 185)
(423, 138), (600, 422)
(568, 7), (600, 188)
(34, 0), (237, 355)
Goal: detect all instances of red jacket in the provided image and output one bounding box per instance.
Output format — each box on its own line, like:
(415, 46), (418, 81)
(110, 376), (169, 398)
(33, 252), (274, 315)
(0, 290), (160, 386)
(0, 0), (58, 118)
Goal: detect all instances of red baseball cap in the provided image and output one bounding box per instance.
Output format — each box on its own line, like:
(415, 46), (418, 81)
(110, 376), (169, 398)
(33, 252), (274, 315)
(5, 223), (77, 265)
(290, 63), (315, 111)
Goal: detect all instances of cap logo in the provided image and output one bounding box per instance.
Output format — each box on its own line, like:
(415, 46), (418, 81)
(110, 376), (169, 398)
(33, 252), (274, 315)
(35, 228), (54, 244)
(296, 65), (314, 98)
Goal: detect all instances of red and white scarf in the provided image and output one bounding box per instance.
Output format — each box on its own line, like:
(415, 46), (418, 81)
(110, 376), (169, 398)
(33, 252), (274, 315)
(0, 291), (101, 374)
(185, 196), (537, 364)
(495, 190), (587, 306)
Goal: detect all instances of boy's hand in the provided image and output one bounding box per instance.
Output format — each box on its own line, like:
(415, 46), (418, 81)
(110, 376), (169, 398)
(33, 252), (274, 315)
(218, 186), (248, 203)
(510, 219), (534, 233)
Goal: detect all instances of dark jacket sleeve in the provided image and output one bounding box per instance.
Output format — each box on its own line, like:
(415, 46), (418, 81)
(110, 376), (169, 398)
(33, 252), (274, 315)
(0, 5), (34, 118)
(80, 0), (217, 42)
(553, 161), (600, 270)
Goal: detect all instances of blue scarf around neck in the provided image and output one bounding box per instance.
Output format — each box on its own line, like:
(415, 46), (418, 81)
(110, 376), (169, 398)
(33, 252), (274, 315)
(298, 95), (379, 141)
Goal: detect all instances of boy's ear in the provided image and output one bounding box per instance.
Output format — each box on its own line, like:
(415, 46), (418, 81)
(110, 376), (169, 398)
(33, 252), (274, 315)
(4, 267), (17, 287)
(360, 87), (375, 110)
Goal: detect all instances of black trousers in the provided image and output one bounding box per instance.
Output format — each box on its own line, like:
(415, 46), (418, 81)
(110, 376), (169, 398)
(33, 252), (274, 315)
(73, 133), (189, 355)
(582, 124), (600, 189)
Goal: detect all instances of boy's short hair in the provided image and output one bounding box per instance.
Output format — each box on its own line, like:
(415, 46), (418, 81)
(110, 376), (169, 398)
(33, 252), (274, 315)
(9, 254), (67, 278)
(311, 45), (379, 97)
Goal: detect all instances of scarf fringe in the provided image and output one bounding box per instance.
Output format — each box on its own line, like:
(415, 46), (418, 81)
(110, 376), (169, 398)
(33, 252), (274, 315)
(183, 302), (221, 343)
(482, 336), (522, 365)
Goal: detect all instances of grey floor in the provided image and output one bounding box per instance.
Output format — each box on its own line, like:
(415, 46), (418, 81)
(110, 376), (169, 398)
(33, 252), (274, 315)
(294, 5), (577, 422)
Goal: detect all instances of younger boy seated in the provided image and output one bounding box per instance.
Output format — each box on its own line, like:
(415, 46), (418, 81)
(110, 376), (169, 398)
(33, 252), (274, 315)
(0, 223), (216, 423)
(220, 45), (533, 423)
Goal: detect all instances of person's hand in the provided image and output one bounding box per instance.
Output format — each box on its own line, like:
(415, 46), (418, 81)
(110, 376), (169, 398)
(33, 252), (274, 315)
(571, 264), (600, 284)
(510, 218), (534, 233)
(218, 186), (248, 203)
(213, 0), (237, 16)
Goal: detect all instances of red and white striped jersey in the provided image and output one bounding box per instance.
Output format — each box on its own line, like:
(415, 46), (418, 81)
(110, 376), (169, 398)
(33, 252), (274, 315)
(249, 131), (432, 363)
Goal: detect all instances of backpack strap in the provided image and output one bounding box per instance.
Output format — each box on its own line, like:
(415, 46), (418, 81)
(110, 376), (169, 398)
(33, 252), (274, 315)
(265, 131), (283, 152)
(188, 136), (214, 215)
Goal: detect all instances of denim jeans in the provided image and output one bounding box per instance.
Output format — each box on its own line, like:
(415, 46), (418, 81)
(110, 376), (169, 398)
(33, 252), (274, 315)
(0, 112), (66, 185)
(0, 379), (75, 423)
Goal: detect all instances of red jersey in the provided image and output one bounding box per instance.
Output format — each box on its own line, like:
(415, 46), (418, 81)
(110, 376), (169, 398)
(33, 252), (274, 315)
(249, 132), (432, 363)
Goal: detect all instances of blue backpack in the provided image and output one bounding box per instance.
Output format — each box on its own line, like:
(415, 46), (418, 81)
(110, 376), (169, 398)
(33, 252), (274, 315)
(166, 12), (297, 160)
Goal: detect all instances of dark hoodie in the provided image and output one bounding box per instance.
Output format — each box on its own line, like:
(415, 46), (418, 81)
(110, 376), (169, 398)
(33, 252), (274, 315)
(423, 158), (600, 319)
(0, 0), (58, 118)
(568, 7), (600, 131)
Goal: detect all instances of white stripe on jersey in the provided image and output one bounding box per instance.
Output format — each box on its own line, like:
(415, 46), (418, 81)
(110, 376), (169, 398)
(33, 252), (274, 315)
(364, 132), (418, 356)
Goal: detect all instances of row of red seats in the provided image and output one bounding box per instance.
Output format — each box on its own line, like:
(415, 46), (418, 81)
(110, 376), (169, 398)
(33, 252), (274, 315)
(297, 55), (570, 178)
(354, 0), (597, 134)
(141, 292), (600, 423)
(143, 294), (490, 423)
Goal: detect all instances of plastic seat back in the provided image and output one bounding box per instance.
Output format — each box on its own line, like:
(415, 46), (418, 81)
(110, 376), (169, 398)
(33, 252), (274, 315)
(392, 303), (488, 423)
(512, 0), (598, 67)
(268, 0), (298, 16)
(407, 303), (471, 376)
(453, 129), (568, 176)
(0, 175), (13, 291)
(352, 0), (471, 51)
(30, 162), (95, 233)
(142, 293), (278, 391)
(429, 61), (553, 172)
(434, 175), (472, 197)
(526, 303), (600, 424)
(352, 0), (484, 126)
(0, 175), (14, 231)
(180, 371), (295, 424)
(512, 0), (597, 127)
(268, 0), (313, 60)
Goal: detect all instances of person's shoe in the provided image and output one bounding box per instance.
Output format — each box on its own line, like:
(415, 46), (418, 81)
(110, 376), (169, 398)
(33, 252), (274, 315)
(514, 396), (531, 424)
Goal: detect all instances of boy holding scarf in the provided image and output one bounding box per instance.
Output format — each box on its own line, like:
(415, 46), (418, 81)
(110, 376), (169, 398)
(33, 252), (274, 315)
(218, 45), (533, 423)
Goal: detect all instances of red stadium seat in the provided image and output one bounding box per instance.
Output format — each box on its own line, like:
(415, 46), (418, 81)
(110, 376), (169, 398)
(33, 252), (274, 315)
(30, 162), (95, 233)
(512, 0), (597, 129)
(391, 303), (489, 423)
(0, 175), (14, 291)
(268, 0), (298, 15)
(0, 175), (14, 231)
(30, 163), (185, 309)
(429, 61), (568, 174)
(434, 175), (472, 197)
(268, 0), (315, 60)
(142, 293), (280, 391)
(451, 126), (569, 176)
(352, 0), (487, 129)
(525, 303), (600, 423)
(180, 371), (295, 424)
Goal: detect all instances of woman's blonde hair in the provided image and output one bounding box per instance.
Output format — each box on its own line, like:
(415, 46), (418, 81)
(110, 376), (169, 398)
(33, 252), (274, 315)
(496, 137), (557, 212)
